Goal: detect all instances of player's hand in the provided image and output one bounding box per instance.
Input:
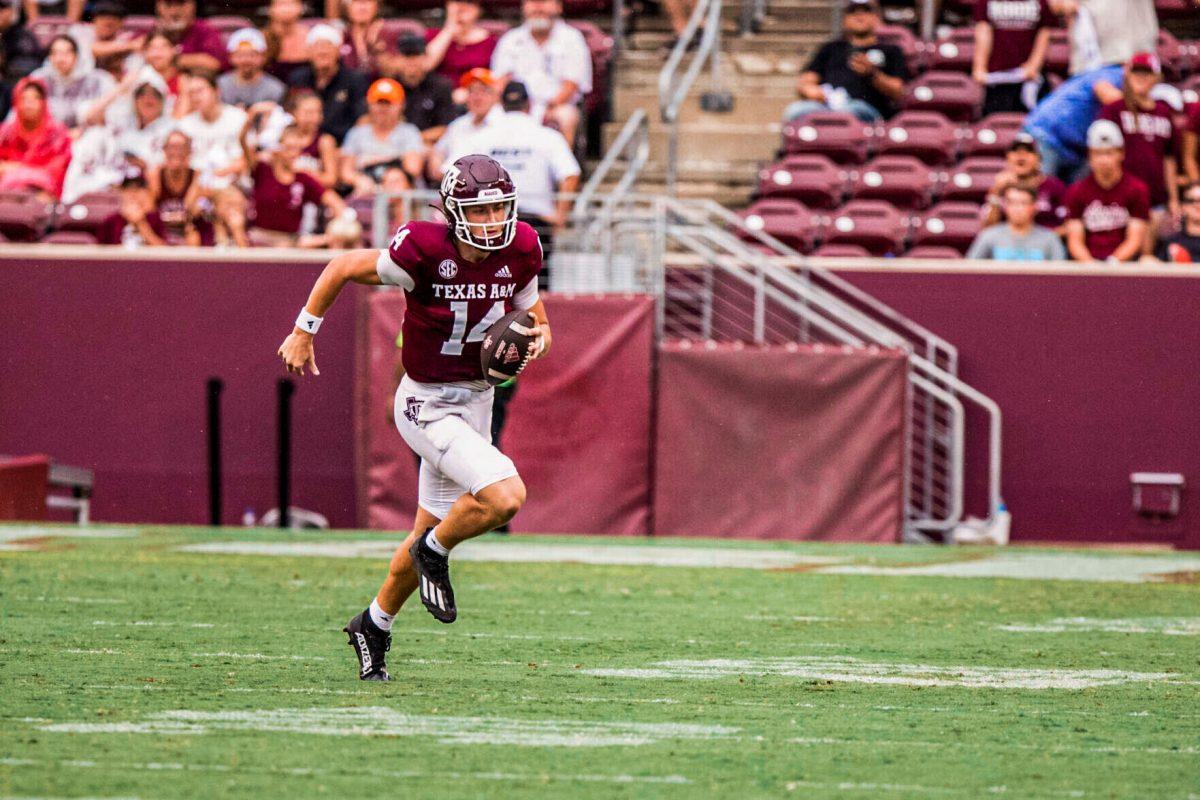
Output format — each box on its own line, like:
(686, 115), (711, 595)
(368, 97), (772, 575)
(278, 330), (320, 376)
(527, 313), (551, 359)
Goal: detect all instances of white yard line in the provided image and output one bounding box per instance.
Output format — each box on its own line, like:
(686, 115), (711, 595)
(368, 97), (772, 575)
(13, 596), (125, 604)
(189, 652), (327, 661)
(65, 649), (122, 655)
(92, 621), (215, 628)
(787, 735), (1198, 757)
(817, 552), (1200, 583)
(995, 617), (1200, 636)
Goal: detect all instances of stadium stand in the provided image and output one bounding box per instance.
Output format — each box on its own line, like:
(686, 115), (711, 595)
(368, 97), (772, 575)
(823, 199), (909, 256)
(939, 156), (1006, 204)
(780, 112), (873, 164)
(903, 70), (982, 121)
(911, 200), (984, 254)
(849, 154), (937, 210)
(753, 154), (848, 209)
(738, 197), (821, 252)
(876, 110), (959, 165)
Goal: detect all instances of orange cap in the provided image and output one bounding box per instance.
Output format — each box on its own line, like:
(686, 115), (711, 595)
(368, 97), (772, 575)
(367, 78), (405, 105)
(458, 67), (497, 89)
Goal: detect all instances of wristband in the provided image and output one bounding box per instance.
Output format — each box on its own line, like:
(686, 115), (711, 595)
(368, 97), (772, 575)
(295, 307), (323, 334)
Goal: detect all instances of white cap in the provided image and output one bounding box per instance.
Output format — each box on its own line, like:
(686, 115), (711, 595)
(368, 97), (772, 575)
(306, 23), (343, 48)
(227, 27), (267, 54)
(1087, 119), (1124, 150)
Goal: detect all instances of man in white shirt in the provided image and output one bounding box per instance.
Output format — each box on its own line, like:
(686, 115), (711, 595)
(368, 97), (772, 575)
(464, 80), (580, 286)
(431, 67), (504, 179)
(490, 0), (591, 147)
(177, 70), (249, 246)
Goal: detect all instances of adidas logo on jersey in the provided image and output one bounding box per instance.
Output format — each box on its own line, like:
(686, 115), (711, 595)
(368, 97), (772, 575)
(494, 266), (512, 278)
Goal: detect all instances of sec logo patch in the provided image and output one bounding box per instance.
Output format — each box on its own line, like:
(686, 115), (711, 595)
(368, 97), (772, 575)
(438, 259), (458, 279)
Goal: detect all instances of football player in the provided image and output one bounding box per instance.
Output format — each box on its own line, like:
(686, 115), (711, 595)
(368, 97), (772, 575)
(277, 154), (551, 680)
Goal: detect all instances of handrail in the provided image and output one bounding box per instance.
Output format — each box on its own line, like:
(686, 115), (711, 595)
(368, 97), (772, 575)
(657, 0), (723, 194)
(572, 108), (649, 218)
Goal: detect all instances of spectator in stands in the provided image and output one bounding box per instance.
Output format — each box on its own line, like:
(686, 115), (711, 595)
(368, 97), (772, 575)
(1097, 53), (1180, 241)
(0, 2), (42, 82)
(178, 70), (248, 246)
(239, 105), (351, 248)
(265, 0), (311, 82)
(1154, 182), (1200, 263)
(99, 168), (167, 247)
(491, 0), (592, 147)
(31, 35), (115, 133)
(983, 132), (1068, 231)
(340, 78), (424, 198)
(465, 80), (580, 279)
(1050, 0), (1156, 76)
(156, 0), (228, 74)
(430, 67), (502, 179)
(1064, 119), (1149, 262)
(219, 29), (287, 110)
(1022, 62), (1122, 182)
(971, 0), (1053, 115)
(967, 184), (1067, 260)
(67, 2), (143, 78)
(86, 66), (174, 143)
(1184, 104), (1199, 186)
(22, 0), (83, 22)
(784, 0), (909, 124)
(146, 129), (207, 245)
(426, 0), (500, 96)
(386, 32), (457, 147)
(0, 77), (72, 199)
(286, 90), (340, 189)
(335, 0), (386, 77)
(136, 32), (183, 105)
(287, 24), (370, 144)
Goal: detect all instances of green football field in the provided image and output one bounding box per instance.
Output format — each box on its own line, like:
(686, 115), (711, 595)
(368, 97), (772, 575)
(2, 524), (1198, 799)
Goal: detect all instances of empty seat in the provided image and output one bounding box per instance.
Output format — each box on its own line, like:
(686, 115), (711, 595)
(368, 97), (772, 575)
(737, 198), (819, 252)
(42, 230), (99, 245)
(1157, 30), (1188, 82)
(811, 243), (872, 258)
(905, 71), (983, 122)
(27, 15), (70, 49)
(55, 192), (122, 236)
(823, 200), (908, 257)
(125, 16), (157, 37)
(876, 110), (959, 165)
(781, 112), (873, 164)
(940, 156), (1006, 203)
(754, 154), (848, 209)
(911, 201), (984, 254)
(378, 18), (426, 48)
(1044, 29), (1072, 75)
(961, 112), (1027, 159)
(928, 28), (975, 73)
(877, 24), (925, 76)
(850, 155), (937, 210)
(0, 196), (52, 241)
(903, 245), (964, 259)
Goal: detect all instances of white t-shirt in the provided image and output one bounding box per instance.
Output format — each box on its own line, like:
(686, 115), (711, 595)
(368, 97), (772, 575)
(178, 104), (248, 190)
(463, 111), (580, 218)
(437, 104), (505, 165)
(491, 20), (592, 114)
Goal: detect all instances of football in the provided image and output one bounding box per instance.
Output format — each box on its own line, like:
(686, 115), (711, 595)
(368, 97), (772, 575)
(480, 309), (539, 386)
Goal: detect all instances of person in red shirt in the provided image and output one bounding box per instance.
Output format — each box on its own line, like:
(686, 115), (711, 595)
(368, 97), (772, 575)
(277, 155), (550, 679)
(972, 0), (1054, 115)
(1064, 120), (1150, 262)
(0, 77), (72, 199)
(156, 0), (229, 74)
(425, 0), (500, 97)
(982, 132), (1068, 231)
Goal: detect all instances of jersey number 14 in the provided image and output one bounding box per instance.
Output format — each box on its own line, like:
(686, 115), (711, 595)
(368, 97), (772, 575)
(441, 301), (506, 356)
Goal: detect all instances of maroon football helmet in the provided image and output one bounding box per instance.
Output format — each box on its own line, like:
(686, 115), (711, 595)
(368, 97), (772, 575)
(440, 154), (519, 250)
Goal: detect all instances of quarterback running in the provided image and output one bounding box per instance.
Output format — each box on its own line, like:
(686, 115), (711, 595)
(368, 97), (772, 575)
(277, 154), (551, 681)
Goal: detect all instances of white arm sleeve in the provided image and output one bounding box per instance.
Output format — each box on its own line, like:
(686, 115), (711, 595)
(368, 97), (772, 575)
(376, 249), (416, 291)
(513, 278), (540, 311)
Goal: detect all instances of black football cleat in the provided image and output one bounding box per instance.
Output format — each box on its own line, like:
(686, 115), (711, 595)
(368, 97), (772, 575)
(343, 609), (391, 681)
(410, 531), (457, 624)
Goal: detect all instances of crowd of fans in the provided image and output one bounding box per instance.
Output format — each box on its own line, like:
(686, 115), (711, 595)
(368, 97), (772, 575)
(0, 0), (588, 249)
(784, 0), (1200, 263)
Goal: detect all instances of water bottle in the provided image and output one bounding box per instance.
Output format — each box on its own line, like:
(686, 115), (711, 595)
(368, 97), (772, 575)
(242, 507), (256, 527)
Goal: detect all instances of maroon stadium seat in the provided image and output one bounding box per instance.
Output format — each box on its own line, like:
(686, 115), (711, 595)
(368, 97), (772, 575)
(125, 16), (157, 37)
(737, 198), (819, 252)
(378, 18), (427, 48)
(940, 156), (1005, 203)
(903, 245), (964, 259)
(781, 112), (873, 164)
(754, 154), (848, 209)
(850, 155), (937, 210)
(478, 19), (513, 38)
(905, 71), (983, 122)
(876, 24), (925, 76)
(1180, 75), (1200, 106)
(876, 110), (959, 165)
(1155, 0), (1194, 16)
(206, 16), (254, 47)
(911, 201), (984, 254)
(824, 200), (909, 257)
(1044, 29), (1072, 76)
(811, 243), (872, 258)
(55, 192), (122, 236)
(961, 112), (1027, 159)
(42, 230), (99, 245)
(928, 28), (976, 73)
(27, 15), (70, 50)
(1157, 30), (1188, 82)
(0, 196), (52, 242)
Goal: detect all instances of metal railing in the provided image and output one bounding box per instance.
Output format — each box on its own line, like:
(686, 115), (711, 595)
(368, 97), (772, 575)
(658, 0), (725, 195)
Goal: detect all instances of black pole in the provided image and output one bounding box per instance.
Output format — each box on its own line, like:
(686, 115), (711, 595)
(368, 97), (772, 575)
(277, 378), (295, 529)
(206, 378), (224, 527)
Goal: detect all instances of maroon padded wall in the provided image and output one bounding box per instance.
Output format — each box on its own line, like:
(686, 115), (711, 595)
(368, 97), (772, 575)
(0, 254), (363, 527)
(653, 342), (908, 541)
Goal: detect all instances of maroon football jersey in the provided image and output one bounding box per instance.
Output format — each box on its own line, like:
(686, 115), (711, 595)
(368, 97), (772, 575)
(377, 220), (543, 383)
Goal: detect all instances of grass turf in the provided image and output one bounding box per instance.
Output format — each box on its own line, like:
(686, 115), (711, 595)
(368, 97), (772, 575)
(1, 524), (1197, 799)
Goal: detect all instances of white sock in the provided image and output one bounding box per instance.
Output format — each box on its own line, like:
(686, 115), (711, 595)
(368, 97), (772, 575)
(426, 528), (450, 556)
(368, 598), (395, 632)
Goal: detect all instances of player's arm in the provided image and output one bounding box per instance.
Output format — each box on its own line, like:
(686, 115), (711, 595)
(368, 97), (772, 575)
(525, 298), (551, 359)
(277, 248), (384, 376)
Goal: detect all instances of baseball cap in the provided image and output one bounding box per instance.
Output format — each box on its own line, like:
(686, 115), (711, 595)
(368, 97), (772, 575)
(367, 77), (405, 104)
(501, 80), (529, 110)
(1127, 51), (1161, 75)
(1087, 119), (1125, 150)
(1008, 132), (1038, 153)
(459, 67), (497, 89)
(844, 0), (879, 13)
(306, 23), (343, 48)
(91, 1), (126, 18)
(227, 27), (267, 54)
(395, 31), (427, 57)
